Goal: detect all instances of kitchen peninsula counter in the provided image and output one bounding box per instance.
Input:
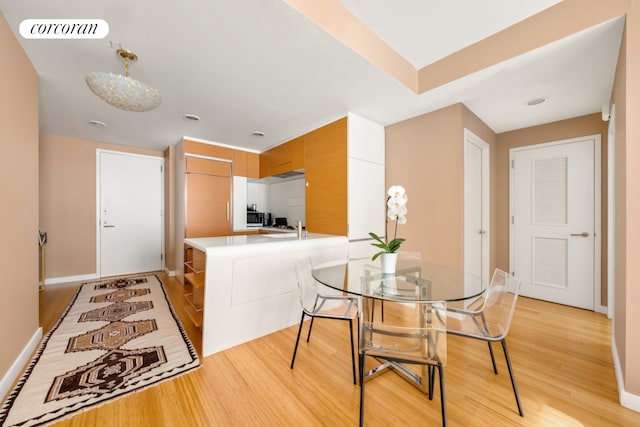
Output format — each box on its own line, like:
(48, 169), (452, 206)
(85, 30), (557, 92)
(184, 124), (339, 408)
(184, 233), (348, 357)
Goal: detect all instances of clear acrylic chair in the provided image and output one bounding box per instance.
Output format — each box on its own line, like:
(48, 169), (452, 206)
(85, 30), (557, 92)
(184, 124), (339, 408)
(290, 257), (359, 384)
(445, 268), (524, 416)
(359, 296), (447, 426)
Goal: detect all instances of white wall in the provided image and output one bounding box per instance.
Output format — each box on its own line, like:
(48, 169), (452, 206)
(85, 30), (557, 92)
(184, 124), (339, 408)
(247, 178), (306, 227)
(268, 178), (306, 226)
(233, 176), (248, 230)
(247, 182), (270, 214)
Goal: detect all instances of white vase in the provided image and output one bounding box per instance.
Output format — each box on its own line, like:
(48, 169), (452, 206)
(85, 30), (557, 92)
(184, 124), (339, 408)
(380, 253), (398, 274)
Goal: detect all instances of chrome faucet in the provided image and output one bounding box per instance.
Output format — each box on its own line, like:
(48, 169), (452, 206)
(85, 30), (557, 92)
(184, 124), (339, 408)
(285, 216), (305, 238)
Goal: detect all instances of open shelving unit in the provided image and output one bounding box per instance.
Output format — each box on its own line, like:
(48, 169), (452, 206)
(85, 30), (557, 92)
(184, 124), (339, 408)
(183, 244), (205, 328)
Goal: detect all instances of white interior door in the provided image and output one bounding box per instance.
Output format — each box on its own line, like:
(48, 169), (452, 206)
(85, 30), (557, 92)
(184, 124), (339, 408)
(510, 136), (600, 310)
(464, 130), (490, 286)
(98, 150), (164, 277)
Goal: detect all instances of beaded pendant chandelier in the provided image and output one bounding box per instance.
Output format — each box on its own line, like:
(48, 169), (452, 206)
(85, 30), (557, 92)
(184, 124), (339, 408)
(85, 48), (161, 112)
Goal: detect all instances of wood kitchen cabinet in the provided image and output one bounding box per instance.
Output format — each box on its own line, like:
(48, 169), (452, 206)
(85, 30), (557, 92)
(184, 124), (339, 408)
(185, 157), (232, 238)
(246, 115), (382, 239)
(184, 139), (233, 160)
(232, 150), (260, 178)
(246, 152), (260, 178)
(185, 174), (231, 238)
(186, 156), (230, 176)
(304, 117), (348, 236)
(273, 114), (383, 239)
(173, 117), (383, 283)
(175, 138), (233, 284)
(260, 135), (304, 177)
(232, 150), (247, 176)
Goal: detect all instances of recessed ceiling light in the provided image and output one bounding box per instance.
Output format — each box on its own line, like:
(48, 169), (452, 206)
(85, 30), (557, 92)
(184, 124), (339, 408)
(88, 120), (106, 128)
(252, 131), (265, 137)
(183, 114), (200, 122)
(526, 97), (548, 106)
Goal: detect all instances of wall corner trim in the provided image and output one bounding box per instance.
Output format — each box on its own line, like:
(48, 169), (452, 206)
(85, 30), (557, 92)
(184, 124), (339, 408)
(612, 334), (640, 413)
(0, 327), (42, 400)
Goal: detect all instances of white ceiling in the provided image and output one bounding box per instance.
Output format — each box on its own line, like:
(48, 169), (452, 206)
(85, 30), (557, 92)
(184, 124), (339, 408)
(340, 0), (563, 68)
(0, 0), (625, 152)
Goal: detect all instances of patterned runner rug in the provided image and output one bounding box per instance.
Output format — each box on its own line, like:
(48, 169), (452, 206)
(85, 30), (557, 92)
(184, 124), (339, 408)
(0, 274), (200, 426)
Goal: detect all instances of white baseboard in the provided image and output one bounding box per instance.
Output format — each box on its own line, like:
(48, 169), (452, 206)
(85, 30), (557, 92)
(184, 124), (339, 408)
(0, 327), (42, 400)
(44, 273), (98, 286)
(164, 268), (176, 277)
(45, 271), (175, 286)
(612, 333), (640, 413)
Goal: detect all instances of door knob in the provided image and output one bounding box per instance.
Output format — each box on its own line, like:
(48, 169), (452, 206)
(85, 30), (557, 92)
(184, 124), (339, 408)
(570, 232), (589, 237)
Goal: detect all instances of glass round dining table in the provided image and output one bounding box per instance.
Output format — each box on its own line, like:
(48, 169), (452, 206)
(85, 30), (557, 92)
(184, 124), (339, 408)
(312, 256), (486, 397)
(312, 257), (486, 305)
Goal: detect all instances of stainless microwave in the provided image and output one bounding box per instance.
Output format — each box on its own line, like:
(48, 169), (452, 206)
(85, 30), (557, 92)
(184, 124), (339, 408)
(247, 211), (265, 227)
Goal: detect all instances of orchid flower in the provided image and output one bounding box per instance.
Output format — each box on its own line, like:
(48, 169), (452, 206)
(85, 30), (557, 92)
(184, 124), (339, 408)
(370, 185), (408, 261)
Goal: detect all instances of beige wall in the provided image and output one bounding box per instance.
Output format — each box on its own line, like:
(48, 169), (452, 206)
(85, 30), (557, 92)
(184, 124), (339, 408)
(385, 104), (466, 268)
(625, 1), (640, 395)
(495, 114), (609, 303)
(0, 13), (40, 377)
(39, 135), (163, 280)
(612, 1), (640, 397)
(387, 105), (608, 292)
(612, 8), (628, 388)
(385, 104), (499, 270)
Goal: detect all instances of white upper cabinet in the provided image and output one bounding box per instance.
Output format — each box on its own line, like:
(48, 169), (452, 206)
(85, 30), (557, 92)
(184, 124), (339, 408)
(347, 113), (386, 241)
(348, 158), (385, 239)
(348, 112), (385, 165)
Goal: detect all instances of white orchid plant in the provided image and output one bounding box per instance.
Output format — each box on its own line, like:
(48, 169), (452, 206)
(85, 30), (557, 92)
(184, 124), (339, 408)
(370, 185), (408, 261)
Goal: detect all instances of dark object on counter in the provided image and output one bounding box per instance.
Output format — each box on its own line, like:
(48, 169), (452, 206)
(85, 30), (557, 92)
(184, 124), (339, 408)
(247, 211), (265, 227)
(274, 217), (287, 227)
(264, 213), (272, 226)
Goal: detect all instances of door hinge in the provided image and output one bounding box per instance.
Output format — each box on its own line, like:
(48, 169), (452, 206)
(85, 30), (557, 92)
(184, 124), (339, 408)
(160, 165), (163, 172)
(160, 254), (163, 261)
(511, 159), (515, 169)
(511, 215), (514, 225)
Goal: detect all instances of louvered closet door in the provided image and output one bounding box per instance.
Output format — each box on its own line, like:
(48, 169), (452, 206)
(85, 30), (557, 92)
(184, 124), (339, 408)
(511, 137), (596, 310)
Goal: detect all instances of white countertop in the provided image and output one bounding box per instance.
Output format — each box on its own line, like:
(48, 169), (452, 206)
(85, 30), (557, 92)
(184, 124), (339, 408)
(185, 232), (342, 252)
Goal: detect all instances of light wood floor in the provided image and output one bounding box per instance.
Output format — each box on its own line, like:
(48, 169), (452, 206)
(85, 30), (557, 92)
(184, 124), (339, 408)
(33, 272), (640, 426)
